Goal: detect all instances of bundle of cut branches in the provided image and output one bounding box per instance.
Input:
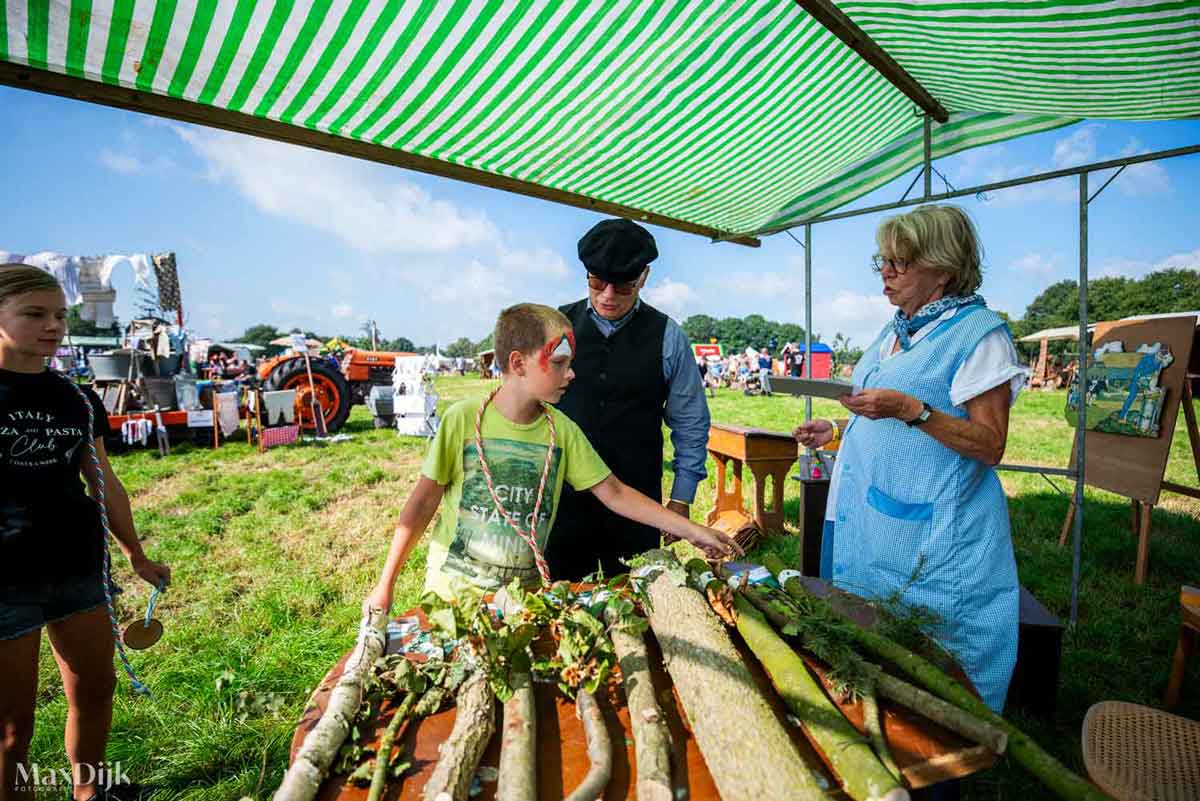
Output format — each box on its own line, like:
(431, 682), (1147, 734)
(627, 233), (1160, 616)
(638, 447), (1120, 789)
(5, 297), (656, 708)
(633, 550), (830, 801)
(687, 563), (907, 801)
(273, 608), (388, 801)
(757, 553), (1117, 801)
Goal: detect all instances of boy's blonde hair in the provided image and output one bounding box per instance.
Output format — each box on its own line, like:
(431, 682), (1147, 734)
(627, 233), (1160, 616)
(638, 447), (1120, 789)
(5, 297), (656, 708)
(494, 303), (572, 374)
(875, 204), (984, 297)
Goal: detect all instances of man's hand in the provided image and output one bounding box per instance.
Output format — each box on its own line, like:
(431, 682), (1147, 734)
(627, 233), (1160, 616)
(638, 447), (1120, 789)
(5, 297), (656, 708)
(839, 389), (921, 421)
(662, 500), (689, 544)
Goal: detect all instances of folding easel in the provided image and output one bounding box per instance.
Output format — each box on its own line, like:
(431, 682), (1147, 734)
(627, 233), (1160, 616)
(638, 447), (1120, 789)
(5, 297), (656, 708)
(1057, 316), (1199, 585)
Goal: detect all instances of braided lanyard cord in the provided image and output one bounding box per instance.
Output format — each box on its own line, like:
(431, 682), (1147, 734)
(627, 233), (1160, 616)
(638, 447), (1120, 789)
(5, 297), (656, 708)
(473, 388), (556, 585)
(68, 380), (151, 697)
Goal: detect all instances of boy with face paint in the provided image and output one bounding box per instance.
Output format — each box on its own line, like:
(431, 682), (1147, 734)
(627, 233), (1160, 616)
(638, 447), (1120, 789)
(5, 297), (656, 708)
(366, 304), (738, 608)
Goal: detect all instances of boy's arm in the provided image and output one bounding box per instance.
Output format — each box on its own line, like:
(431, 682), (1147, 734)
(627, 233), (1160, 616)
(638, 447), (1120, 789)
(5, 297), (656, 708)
(365, 476), (446, 613)
(588, 475), (741, 560)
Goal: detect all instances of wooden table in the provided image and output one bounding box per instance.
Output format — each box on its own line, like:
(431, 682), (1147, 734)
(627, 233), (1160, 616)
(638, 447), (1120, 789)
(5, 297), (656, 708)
(1164, 585), (1200, 710)
(706, 423), (799, 536)
(290, 581), (997, 801)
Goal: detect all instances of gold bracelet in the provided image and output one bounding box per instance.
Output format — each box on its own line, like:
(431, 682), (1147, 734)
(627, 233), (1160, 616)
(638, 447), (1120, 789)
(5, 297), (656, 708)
(828, 419), (841, 450)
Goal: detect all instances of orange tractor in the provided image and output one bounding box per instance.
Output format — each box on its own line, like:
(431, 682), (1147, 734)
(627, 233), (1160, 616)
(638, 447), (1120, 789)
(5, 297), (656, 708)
(256, 347), (411, 432)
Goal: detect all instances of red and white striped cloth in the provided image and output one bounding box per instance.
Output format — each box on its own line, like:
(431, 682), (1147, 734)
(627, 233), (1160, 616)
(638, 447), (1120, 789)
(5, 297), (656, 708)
(261, 424), (300, 449)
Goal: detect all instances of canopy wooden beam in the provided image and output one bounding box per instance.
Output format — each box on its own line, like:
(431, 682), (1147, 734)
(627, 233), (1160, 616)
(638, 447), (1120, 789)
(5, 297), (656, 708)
(794, 0), (950, 123)
(0, 62), (760, 248)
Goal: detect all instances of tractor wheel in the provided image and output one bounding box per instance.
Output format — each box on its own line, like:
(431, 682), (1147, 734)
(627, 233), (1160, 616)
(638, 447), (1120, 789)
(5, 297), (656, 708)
(264, 356), (352, 433)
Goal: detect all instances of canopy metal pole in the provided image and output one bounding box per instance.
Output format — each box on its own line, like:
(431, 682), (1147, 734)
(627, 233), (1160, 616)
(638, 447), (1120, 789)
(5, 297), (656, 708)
(805, 224), (813, 423)
(759, 142), (1200, 235)
(923, 116), (933, 199)
(1070, 172), (1089, 627)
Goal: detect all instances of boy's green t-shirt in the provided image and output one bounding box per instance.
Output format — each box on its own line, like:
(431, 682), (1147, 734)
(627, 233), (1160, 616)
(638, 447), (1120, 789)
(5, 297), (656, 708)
(422, 396), (611, 598)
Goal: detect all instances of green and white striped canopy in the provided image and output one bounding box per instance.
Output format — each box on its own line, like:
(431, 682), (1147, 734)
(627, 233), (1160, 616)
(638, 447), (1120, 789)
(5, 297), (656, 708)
(2, 1), (1197, 240)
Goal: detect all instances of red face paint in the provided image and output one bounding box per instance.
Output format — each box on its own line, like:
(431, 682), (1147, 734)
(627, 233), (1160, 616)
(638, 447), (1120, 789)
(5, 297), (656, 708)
(538, 331), (576, 370)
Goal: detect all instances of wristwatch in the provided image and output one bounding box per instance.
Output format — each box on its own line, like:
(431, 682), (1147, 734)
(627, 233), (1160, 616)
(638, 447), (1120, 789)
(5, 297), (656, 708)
(906, 401), (933, 427)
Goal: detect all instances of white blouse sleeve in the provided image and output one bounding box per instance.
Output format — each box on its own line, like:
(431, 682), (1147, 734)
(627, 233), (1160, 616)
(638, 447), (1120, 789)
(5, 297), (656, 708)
(949, 328), (1028, 407)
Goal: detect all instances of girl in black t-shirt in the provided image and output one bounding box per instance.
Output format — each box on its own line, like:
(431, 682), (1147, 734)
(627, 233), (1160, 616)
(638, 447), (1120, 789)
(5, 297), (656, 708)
(0, 264), (170, 801)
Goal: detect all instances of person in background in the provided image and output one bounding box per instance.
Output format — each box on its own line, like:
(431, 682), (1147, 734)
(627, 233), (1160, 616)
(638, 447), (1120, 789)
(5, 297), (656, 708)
(791, 345), (805, 377)
(793, 204), (1024, 714)
(758, 348), (772, 395)
(696, 356), (715, 398)
(549, 219), (713, 580)
(710, 357), (725, 389)
(0, 264), (171, 801)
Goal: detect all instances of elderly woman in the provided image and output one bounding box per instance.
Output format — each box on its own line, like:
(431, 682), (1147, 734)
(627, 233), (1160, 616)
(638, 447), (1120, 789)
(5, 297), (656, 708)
(795, 204), (1025, 713)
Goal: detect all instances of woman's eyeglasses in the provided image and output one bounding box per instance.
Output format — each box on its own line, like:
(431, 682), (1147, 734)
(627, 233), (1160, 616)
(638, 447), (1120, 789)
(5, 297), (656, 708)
(587, 274), (641, 295)
(871, 255), (912, 275)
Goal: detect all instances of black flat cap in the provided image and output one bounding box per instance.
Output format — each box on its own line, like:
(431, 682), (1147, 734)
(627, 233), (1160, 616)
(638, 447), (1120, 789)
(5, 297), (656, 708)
(577, 218), (658, 282)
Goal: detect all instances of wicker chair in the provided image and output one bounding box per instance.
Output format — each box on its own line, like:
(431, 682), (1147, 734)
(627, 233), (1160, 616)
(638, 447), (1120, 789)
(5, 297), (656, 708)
(1082, 701), (1200, 801)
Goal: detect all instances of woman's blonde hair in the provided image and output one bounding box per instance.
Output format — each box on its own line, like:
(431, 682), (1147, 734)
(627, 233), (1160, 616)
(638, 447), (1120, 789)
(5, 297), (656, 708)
(0, 263), (63, 306)
(875, 204), (984, 297)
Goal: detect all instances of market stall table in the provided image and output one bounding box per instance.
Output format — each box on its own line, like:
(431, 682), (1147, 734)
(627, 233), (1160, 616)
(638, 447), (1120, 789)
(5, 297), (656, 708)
(289, 579), (998, 801)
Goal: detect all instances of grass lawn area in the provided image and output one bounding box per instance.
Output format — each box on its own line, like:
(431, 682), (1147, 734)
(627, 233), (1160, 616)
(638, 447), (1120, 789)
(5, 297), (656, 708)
(26, 376), (1200, 800)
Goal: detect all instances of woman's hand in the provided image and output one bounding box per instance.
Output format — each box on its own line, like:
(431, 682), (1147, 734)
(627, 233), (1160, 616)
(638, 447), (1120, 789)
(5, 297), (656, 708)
(793, 419), (834, 448)
(839, 389), (921, 421)
(130, 554), (171, 589)
(363, 583), (393, 616)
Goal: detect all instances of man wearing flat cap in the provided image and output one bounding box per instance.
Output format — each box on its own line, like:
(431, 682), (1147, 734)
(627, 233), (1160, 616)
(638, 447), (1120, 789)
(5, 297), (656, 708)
(549, 218), (711, 579)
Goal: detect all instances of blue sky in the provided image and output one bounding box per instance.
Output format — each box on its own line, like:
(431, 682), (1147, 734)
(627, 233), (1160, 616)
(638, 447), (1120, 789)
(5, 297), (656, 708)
(1, 85), (1197, 349)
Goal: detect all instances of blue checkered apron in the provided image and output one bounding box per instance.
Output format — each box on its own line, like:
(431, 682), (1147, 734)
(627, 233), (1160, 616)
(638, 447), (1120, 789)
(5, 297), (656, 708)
(831, 306), (1019, 712)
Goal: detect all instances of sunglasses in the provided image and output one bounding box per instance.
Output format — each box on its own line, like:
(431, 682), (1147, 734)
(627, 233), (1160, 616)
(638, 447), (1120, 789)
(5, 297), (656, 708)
(587, 273), (643, 295)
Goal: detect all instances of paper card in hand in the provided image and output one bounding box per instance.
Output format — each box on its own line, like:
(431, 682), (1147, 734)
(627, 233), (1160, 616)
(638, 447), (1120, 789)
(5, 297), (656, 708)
(765, 375), (855, 399)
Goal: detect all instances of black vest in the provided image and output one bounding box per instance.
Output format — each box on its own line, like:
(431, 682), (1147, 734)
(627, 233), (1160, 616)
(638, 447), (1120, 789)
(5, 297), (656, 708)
(547, 300), (669, 580)
(557, 299), (669, 497)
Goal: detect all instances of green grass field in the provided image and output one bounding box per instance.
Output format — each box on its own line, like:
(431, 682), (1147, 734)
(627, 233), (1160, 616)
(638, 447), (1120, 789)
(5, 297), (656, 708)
(26, 376), (1200, 800)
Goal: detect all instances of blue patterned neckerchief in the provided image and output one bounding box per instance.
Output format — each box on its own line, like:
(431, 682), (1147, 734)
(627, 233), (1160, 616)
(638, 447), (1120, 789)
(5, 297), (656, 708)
(892, 293), (986, 351)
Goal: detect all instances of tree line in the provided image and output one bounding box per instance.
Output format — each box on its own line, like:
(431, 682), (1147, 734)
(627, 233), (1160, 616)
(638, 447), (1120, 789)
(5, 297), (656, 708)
(210, 264), (1199, 363)
(1009, 266), (1200, 356)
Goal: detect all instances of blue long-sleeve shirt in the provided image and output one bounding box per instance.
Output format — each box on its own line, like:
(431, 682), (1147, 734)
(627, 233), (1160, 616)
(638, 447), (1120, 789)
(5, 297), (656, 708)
(586, 300), (711, 504)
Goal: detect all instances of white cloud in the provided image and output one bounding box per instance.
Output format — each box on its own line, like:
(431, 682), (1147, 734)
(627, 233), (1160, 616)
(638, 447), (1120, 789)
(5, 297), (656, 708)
(1012, 252), (1063, 276)
(642, 278), (696, 320)
(387, 259), (523, 341)
(1156, 248), (1200, 271)
(494, 242), (568, 278)
(1112, 138), (1170, 198)
(1096, 258), (1147, 278)
(816, 289), (894, 350)
(269, 298), (317, 323)
(99, 136), (176, 175)
(1094, 248), (1199, 279)
(1052, 125), (1100, 169)
(710, 271), (794, 297)
(947, 124), (1169, 208)
(100, 149), (142, 174)
(175, 126), (496, 255)
(948, 145), (1075, 207)
(170, 124), (578, 341)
